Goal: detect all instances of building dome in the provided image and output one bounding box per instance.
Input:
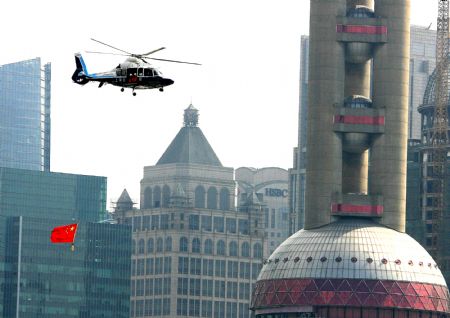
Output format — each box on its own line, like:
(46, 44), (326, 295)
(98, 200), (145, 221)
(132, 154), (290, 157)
(421, 58), (449, 107)
(251, 218), (450, 317)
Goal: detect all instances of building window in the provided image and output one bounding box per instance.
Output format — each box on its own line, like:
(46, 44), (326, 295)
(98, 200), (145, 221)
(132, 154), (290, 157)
(214, 216), (224, 233)
(202, 280), (214, 297)
(138, 239), (145, 254)
(252, 263), (262, 279)
(155, 257), (163, 274)
(214, 281), (226, 298)
(217, 240), (226, 255)
(161, 214), (169, 230)
(151, 215), (159, 230)
(207, 187), (218, 209)
(133, 216), (142, 232)
(190, 258), (202, 275)
(146, 258), (154, 275)
(137, 259), (145, 275)
(220, 188), (230, 210)
(192, 238), (201, 253)
(178, 257), (189, 274)
(165, 237), (172, 252)
(226, 218), (236, 233)
(215, 260), (226, 277)
(145, 278), (153, 296)
(163, 298), (170, 316)
(189, 278), (201, 296)
(195, 185), (205, 208)
(177, 298), (188, 316)
(226, 282), (238, 299)
(227, 261), (238, 278)
(239, 262), (250, 279)
(132, 240), (136, 255)
(202, 300), (213, 317)
(241, 242), (250, 257)
(239, 282), (250, 300)
(143, 187), (152, 209)
(162, 185), (170, 207)
(143, 215), (150, 230)
(204, 239), (213, 254)
(147, 238), (154, 253)
(202, 259), (214, 276)
(189, 214), (200, 230)
(189, 299), (201, 317)
(201, 215), (212, 231)
(180, 237), (189, 252)
(145, 299), (153, 316)
(178, 277), (189, 295)
(238, 219), (249, 235)
(214, 301), (225, 318)
(163, 277), (171, 295)
(156, 237), (164, 252)
(271, 209), (276, 228)
(253, 243), (263, 258)
(153, 186), (161, 207)
(226, 302), (237, 318)
(164, 257), (172, 274)
(229, 241), (238, 257)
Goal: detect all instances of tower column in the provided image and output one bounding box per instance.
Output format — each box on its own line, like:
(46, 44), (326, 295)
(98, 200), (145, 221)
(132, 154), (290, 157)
(305, 0), (347, 229)
(371, 0), (410, 232)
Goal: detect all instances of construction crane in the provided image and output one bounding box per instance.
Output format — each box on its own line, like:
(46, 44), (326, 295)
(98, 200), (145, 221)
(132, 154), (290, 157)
(423, 0), (449, 266)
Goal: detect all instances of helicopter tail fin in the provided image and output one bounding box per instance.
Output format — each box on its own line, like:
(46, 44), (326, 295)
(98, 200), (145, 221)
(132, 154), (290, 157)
(72, 53), (90, 85)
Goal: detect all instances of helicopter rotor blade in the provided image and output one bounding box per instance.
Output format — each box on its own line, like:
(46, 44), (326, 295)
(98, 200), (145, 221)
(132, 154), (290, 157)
(90, 38), (132, 55)
(85, 51), (131, 57)
(147, 57), (201, 65)
(141, 47), (166, 56)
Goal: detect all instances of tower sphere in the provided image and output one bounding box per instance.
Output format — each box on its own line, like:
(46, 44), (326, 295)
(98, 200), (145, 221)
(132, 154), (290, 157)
(251, 218), (450, 317)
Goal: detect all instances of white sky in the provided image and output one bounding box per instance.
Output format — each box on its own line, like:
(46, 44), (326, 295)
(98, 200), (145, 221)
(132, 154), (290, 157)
(0, 0), (439, 207)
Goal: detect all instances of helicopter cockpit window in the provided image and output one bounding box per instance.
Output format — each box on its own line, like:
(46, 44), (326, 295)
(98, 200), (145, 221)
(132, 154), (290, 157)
(127, 68), (137, 76)
(144, 69), (153, 77)
(138, 68), (143, 76)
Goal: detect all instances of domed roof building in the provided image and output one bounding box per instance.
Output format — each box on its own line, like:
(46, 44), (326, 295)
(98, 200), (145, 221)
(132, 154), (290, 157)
(251, 218), (449, 317)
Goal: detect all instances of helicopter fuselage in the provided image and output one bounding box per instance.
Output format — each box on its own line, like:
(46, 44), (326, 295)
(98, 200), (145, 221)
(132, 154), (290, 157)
(72, 54), (174, 93)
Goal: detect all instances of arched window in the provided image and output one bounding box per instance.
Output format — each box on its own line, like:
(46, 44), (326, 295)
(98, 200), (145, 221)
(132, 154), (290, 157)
(229, 241), (238, 257)
(219, 188), (230, 210)
(253, 243), (263, 258)
(195, 186), (205, 208)
(138, 239), (145, 254)
(165, 237), (172, 252)
(156, 238), (164, 252)
(162, 185), (171, 208)
(217, 240), (226, 256)
(241, 242), (250, 257)
(153, 186), (161, 208)
(143, 187), (152, 209)
(204, 239), (213, 254)
(192, 238), (201, 253)
(180, 237), (189, 252)
(207, 187), (218, 209)
(147, 238), (154, 253)
(132, 239), (136, 255)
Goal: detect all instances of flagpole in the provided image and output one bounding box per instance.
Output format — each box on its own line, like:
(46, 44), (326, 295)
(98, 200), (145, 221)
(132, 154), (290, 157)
(16, 216), (22, 318)
(71, 223), (78, 252)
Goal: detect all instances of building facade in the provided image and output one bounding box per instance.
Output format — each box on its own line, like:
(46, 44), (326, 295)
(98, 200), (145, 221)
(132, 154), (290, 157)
(115, 105), (267, 318)
(252, 1), (450, 317)
(0, 168), (131, 318)
(289, 25), (438, 233)
(0, 58), (51, 171)
(236, 167), (289, 255)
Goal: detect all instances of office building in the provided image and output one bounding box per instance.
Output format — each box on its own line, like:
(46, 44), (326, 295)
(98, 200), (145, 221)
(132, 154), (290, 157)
(236, 167), (289, 254)
(252, 1), (450, 317)
(0, 58), (51, 171)
(0, 168), (131, 318)
(115, 105), (267, 318)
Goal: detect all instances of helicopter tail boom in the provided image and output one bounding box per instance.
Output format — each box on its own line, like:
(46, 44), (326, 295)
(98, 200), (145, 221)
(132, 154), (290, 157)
(72, 53), (90, 85)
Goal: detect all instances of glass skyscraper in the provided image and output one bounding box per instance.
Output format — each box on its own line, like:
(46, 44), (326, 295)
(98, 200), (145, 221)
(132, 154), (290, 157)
(0, 58), (51, 171)
(0, 168), (131, 318)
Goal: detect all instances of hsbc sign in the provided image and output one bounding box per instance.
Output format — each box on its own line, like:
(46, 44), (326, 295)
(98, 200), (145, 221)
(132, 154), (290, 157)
(264, 188), (288, 198)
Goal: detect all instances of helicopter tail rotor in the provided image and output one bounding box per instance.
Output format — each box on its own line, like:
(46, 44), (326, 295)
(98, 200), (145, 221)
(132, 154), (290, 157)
(72, 53), (90, 85)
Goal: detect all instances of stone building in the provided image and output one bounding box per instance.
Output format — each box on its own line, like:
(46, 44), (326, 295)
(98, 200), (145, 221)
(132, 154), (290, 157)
(116, 105), (267, 318)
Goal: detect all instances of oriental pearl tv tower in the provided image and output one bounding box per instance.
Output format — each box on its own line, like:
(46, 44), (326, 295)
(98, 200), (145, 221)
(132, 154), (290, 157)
(251, 1), (450, 317)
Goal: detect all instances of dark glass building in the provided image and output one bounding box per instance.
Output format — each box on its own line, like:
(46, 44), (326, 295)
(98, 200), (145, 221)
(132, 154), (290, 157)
(0, 58), (51, 171)
(0, 168), (131, 318)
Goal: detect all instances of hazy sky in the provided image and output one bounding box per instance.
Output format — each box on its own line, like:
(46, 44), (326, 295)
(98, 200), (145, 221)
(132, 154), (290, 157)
(0, 0), (439, 207)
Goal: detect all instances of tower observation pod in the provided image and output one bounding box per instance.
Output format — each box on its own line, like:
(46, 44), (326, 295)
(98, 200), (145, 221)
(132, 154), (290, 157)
(251, 1), (450, 317)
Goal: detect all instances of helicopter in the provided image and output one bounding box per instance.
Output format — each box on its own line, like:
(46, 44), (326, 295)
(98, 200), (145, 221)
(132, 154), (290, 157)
(72, 38), (201, 95)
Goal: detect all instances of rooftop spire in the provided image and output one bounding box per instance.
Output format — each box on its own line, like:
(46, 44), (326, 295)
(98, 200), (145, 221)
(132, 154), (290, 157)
(184, 104), (199, 127)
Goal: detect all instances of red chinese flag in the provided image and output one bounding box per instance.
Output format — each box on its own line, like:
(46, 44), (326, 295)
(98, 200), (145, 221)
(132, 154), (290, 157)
(50, 223), (78, 243)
